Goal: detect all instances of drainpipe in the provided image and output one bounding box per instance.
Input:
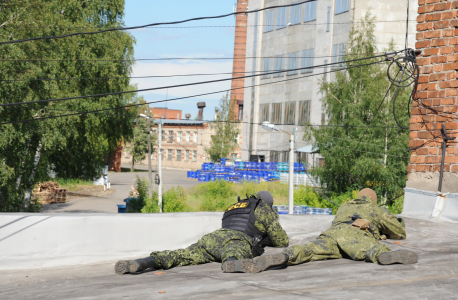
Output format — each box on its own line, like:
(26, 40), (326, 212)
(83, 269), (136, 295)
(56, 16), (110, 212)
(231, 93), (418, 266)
(432, 124), (454, 218)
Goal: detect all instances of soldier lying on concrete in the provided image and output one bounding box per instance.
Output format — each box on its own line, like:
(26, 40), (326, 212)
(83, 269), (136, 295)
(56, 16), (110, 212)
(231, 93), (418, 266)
(233, 188), (418, 273)
(115, 191), (289, 274)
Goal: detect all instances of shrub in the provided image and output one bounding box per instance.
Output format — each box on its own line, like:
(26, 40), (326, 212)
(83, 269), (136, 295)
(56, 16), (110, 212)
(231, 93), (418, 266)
(142, 186), (188, 213)
(128, 176), (147, 213)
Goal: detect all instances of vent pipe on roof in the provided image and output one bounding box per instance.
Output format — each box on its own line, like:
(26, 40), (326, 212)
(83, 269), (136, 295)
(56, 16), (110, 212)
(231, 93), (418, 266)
(197, 102), (206, 121)
(185, 114), (191, 120)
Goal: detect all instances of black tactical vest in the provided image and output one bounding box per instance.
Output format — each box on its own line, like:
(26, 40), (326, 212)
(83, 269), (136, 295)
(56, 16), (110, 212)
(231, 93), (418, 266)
(221, 197), (265, 238)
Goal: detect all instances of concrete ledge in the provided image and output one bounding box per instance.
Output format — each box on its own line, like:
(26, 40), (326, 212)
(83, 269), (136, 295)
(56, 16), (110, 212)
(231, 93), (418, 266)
(0, 213), (333, 270)
(402, 188), (458, 223)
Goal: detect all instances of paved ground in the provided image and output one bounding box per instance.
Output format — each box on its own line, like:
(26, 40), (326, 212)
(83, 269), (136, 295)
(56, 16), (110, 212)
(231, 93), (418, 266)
(40, 166), (198, 213)
(1, 217), (457, 299)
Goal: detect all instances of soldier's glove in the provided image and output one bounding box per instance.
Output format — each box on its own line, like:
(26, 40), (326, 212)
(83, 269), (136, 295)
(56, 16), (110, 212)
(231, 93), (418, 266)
(251, 236), (264, 258)
(351, 219), (371, 230)
(251, 244), (265, 257)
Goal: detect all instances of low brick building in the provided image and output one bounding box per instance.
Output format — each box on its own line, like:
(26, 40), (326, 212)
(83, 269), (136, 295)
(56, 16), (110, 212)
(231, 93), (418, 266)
(121, 119), (243, 170)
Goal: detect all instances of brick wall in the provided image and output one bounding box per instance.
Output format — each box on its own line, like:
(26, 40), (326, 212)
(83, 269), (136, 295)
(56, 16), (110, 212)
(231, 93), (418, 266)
(230, 0), (248, 118)
(406, 0), (458, 192)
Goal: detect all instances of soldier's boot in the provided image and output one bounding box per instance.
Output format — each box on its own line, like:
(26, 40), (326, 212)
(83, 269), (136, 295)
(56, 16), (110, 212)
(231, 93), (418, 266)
(378, 250), (418, 265)
(221, 257), (257, 273)
(115, 256), (158, 274)
(253, 253), (289, 272)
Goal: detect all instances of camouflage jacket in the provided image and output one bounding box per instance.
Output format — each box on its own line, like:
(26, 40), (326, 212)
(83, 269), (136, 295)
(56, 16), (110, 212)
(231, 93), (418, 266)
(253, 201), (289, 247)
(331, 198), (406, 240)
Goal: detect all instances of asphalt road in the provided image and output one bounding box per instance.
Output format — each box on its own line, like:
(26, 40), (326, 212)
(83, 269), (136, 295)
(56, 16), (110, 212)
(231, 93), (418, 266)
(2, 217), (458, 299)
(40, 166), (199, 214)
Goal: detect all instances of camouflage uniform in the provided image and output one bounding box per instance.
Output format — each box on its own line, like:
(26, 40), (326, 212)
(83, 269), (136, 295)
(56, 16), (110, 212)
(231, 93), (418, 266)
(150, 201), (289, 270)
(282, 198), (406, 265)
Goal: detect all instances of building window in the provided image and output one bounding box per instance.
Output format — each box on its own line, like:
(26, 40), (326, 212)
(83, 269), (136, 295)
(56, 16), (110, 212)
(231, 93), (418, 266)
(287, 52), (299, 75)
(276, 7), (287, 29)
(176, 149), (181, 161)
(177, 131), (182, 142)
(185, 150), (189, 161)
(335, 0), (350, 14)
(326, 6), (331, 32)
(299, 100), (311, 124)
(260, 104), (270, 123)
(168, 131), (173, 143)
(323, 59), (328, 82)
(238, 105), (243, 121)
(301, 49), (314, 74)
(261, 58), (272, 79)
(193, 150), (197, 162)
(152, 130), (156, 136)
(284, 102), (296, 125)
(321, 108), (327, 124)
(271, 103), (282, 124)
(273, 55), (285, 78)
(332, 43), (346, 69)
(160, 149), (164, 160)
(234, 134), (240, 146)
(167, 149), (172, 160)
(194, 132), (198, 143)
(231, 153), (238, 159)
(304, 1), (317, 22)
(263, 9), (275, 32)
(161, 130), (165, 141)
(289, 2), (302, 25)
(186, 131), (190, 142)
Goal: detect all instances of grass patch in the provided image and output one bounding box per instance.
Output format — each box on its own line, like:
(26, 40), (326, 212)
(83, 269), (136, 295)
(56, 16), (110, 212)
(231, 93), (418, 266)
(54, 178), (94, 191)
(132, 177), (403, 214)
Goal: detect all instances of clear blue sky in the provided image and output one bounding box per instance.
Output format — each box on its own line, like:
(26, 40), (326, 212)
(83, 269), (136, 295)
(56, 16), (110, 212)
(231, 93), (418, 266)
(124, 0), (237, 121)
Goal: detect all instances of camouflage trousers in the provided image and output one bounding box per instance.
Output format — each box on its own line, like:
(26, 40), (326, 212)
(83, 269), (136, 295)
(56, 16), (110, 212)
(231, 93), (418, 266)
(150, 229), (253, 270)
(282, 225), (391, 265)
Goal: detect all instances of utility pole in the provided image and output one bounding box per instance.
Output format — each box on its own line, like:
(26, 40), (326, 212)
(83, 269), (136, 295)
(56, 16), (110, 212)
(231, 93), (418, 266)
(146, 106), (152, 199)
(288, 128), (295, 215)
(158, 119), (163, 213)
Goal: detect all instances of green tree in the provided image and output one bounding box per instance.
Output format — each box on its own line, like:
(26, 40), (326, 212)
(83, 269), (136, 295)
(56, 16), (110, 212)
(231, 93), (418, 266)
(0, 0), (136, 211)
(125, 102), (156, 172)
(205, 93), (241, 162)
(305, 13), (411, 203)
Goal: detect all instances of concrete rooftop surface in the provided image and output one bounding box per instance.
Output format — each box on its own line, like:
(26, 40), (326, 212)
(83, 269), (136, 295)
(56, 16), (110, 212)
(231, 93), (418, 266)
(1, 217), (457, 299)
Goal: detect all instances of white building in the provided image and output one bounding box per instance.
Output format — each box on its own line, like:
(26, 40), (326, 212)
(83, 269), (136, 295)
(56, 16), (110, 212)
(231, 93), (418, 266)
(241, 0), (417, 165)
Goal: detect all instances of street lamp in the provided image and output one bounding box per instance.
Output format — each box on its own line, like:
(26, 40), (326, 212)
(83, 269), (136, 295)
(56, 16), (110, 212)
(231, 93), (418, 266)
(261, 121), (295, 214)
(139, 113), (163, 213)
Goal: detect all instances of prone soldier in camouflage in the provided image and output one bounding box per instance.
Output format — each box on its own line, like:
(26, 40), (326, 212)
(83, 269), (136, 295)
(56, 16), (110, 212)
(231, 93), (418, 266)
(115, 191), (289, 274)
(247, 188), (418, 273)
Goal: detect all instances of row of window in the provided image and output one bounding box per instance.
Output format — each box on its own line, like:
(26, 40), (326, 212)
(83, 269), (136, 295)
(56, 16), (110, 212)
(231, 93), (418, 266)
(262, 43), (346, 79)
(262, 48), (315, 79)
(152, 130), (199, 143)
(263, 0), (349, 33)
(160, 149), (198, 162)
(260, 100), (311, 125)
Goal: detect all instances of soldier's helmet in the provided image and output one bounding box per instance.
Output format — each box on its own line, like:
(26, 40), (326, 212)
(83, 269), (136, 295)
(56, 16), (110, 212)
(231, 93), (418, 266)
(256, 191), (274, 207)
(357, 188), (377, 204)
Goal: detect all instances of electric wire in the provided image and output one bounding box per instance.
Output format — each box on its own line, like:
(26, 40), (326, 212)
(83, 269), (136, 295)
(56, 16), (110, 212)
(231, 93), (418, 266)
(0, 0), (317, 45)
(8, 20), (419, 30)
(0, 53), (389, 108)
(0, 60), (388, 126)
(0, 53), (386, 62)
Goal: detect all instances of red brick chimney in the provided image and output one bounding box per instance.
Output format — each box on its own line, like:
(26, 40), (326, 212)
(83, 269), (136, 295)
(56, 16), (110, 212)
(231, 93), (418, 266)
(229, 0), (248, 120)
(406, 0), (458, 193)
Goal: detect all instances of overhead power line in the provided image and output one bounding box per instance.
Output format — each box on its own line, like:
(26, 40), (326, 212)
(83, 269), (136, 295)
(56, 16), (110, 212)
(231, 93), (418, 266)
(0, 52), (389, 108)
(7, 20), (418, 30)
(0, 53), (381, 62)
(0, 0), (316, 45)
(0, 59), (390, 126)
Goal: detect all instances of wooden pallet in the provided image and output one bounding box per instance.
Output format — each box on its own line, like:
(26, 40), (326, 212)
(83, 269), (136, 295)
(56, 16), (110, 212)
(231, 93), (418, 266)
(51, 189), (67, 203)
